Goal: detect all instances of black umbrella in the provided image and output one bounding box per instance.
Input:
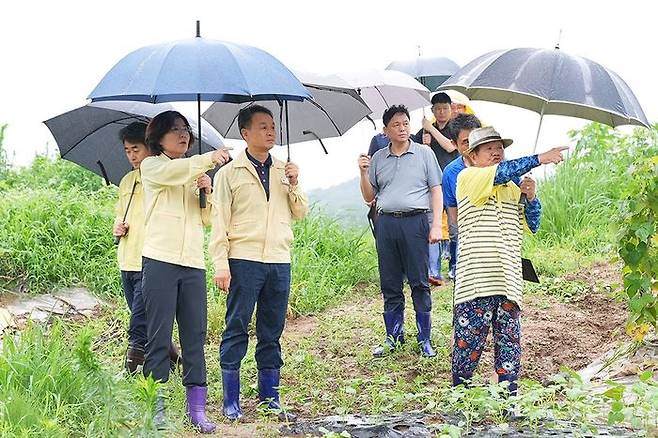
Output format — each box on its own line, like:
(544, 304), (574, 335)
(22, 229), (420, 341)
(439, 47), (650, 152)
(44, 101), (224, 186)
(203, 71), (371, 154)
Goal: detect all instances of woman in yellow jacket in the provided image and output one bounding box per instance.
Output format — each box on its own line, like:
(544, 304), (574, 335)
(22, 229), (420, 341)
(141, 111), (230, 433)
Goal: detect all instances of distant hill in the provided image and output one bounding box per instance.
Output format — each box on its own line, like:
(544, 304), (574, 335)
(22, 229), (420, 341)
(308, 177), (370, 229)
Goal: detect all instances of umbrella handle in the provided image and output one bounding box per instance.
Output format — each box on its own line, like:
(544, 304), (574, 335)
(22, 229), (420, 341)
(520, 193), (529, 206)
(196, 93), (207, 209)
(113, 235), (121, 246)
(519, 170), (533, 206)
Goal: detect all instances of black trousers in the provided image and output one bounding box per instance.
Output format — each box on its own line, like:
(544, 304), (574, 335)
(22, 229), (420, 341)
(142, 257), (207, 386)
(375, 213), (432, 313)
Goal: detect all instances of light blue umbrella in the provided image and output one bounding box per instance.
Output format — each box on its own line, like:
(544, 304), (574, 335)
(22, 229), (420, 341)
(88, 34), (310, 104)
(88, 21), (311, 206)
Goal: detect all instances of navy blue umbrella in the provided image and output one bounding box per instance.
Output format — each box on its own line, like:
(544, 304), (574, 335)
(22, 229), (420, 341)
(88, 21), (311, 206)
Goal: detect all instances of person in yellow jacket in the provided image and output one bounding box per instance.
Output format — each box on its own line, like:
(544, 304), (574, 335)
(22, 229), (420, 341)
(210, 105), (308, 421)
(140, 110), (230, 433)
(112, 121), (181, 375)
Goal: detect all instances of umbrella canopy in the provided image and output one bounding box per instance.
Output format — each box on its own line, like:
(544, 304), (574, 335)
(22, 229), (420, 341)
(386, 56), (460, 91)
(44, 101), (224, 186)
(87, 21), (311, 205)
(88, 37), (311, 104)
(438, 47), (649, 128)
(334, 70), (430, 119)
(202, 71), (372, 151)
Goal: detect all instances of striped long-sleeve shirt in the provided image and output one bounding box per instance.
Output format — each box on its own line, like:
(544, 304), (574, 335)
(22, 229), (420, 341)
(454, 156), (541, 308)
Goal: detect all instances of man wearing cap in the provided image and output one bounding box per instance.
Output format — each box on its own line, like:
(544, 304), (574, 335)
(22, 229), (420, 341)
(451, 126), (567, 395)
(358, 104), (443, 359)
(444, 90), (475, 118)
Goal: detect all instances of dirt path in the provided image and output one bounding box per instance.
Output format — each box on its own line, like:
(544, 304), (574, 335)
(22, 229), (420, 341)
(185, 262), (628, 436)
(281, 261), (627, 383)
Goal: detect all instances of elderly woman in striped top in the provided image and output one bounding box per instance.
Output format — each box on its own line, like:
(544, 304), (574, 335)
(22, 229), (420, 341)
(452, 126), (567, 395)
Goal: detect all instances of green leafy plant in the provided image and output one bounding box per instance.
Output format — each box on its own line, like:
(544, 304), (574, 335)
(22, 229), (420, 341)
(617, 125), (658, 337)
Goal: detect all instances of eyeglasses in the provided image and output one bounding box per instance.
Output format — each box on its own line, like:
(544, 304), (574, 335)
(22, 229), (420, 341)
(169, 126), (193, 135)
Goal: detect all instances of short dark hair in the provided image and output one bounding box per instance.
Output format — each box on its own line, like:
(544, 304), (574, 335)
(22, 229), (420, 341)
(449, 113), (482, 141)
(238, 105), (274, 132)
(431, 92), (452, 106)
(145, 111), (195, 155)
(118, 121), (147, 145)
(382, 105), (410, 127)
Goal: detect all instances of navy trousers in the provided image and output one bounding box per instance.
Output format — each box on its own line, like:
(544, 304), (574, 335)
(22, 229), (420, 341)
(220, 259), (291, 371)
(120, 270), (148, 348)
(375, 214), (432, 313)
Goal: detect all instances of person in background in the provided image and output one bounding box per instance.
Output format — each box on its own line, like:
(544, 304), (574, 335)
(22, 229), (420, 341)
(444, 89), (474, 118)
(359, 105), (442, 359)
(112, 122), (181, 374)
(211, 105), (308, 421)
(452, 126), (567, 397)
(368, 131), (390, 156)
(411, 92), (458, 286)
(411, 92), (458, 171)
(365, 131), (390, 234)
(441, 113), (482, 280)
(140, 110), (230, 433)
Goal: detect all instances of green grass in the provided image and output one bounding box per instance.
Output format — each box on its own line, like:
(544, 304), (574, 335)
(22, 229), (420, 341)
(0, 321), (159, 437)
(0, 159), (376, 318)
(4, 286), (651, 436)
(2, 124), (658, 435)
(289, 214), (377, 315)
(521, 124), (658, 279)
(0, 187), (119, 298)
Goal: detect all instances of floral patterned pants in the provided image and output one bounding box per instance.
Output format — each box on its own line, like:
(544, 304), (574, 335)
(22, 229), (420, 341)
(452, 295), (521, 394)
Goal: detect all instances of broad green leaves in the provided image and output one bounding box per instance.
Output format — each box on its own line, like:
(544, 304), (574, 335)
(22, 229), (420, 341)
(618, 123), (658, 338)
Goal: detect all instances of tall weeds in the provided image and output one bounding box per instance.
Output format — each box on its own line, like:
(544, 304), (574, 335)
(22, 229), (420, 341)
(525, 123), (658, 274)
(0, 322), (157, 436)
(0, 155), (377, 315)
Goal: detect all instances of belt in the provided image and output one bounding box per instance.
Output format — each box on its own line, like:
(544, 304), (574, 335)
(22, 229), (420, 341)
(378, 209), (429, 218)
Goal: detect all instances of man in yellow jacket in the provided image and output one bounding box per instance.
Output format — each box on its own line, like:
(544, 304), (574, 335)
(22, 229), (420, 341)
(113, 121), (180, 374)
(210, 105), (308, 421)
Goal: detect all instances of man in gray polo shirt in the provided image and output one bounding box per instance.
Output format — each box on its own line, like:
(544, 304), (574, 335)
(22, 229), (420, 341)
(358, 104), (443, 358)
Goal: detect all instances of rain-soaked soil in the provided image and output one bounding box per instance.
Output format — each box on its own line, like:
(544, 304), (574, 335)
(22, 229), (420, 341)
(3, 264), (639, 437)
(277, 262), (632, 437)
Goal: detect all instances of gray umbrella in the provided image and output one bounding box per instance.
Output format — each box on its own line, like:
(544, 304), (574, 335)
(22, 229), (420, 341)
(333, 69), (430, 120)
(202, 71), (372, 154)
(44, 101), (224, 186)
(387, 56), (460, 91)
(439, 47), (650, 150)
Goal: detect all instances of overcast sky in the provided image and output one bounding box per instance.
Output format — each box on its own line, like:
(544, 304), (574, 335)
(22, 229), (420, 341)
(1, 0), (656, 190)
